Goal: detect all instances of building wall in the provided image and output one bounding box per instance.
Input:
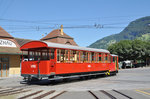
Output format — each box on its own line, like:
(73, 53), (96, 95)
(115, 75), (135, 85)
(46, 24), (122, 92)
(0, 54), (20, 77)
(9, 55), (20, 76)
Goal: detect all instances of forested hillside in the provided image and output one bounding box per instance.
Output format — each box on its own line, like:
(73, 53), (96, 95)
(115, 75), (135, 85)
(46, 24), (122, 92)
(89, 16), (150, 49)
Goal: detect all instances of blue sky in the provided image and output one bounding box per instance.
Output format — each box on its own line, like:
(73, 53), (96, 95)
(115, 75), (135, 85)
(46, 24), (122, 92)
(0, 0), (150, 47)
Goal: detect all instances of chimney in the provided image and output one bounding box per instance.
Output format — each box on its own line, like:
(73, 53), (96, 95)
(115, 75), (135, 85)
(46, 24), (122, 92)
(60, 25), (63, 35)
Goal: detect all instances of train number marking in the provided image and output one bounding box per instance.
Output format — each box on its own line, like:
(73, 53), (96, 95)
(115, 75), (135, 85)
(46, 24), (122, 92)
(88, 65), (91, 68)
(31, 65), (36, 68)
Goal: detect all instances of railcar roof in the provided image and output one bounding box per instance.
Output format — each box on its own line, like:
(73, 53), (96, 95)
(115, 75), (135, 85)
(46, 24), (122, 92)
(21, 41), (110, 53)
(43, 41), (110, 53)
(111, 54), (118, 56)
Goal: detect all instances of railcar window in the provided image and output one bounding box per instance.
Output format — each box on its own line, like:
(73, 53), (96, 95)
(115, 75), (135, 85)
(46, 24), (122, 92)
(57, 49), (61, 62)
(99, 53), (102, 63)
(108, 55), (111, 63)
(34, 51), (41, 61)
(65, 50), (69, 63)
(80, 51), (83, 63)
(50, 48), (54, 59)
(70, 50), (77, 63)
(74, 51), (78, 63)
(83, 52), (88, 63)
(41, 52), (47, 60)
(40, 49), (49, 60)
(89, 52), (92, 63)
(101, 53), (105, 63)
(70, 50), (73, 63)
(76, 51), (79, 63)
(113, 57), (115, 63)
(91, 52), (94, 63)
(29, 51), (34, 61)
(110, 56), (112, 63)
(60, 49), (65, 62)
(105, 54), (108, 63)
(95, 53), (98, 63)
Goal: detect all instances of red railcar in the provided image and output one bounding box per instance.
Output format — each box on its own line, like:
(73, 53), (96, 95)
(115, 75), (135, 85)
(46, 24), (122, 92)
(20, 41), (118, 80)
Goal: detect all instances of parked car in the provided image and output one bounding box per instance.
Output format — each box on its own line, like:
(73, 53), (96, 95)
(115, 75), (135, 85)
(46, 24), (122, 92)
(121, 60), (133, 69)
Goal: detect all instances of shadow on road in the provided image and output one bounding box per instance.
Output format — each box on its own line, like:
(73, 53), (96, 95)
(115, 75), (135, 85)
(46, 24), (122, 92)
(20, 74), (116, 86)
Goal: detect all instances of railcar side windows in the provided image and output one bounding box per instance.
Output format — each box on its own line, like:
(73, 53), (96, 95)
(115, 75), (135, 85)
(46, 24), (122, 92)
(56, 48), (110, 64)
(27, 49), (52, 61)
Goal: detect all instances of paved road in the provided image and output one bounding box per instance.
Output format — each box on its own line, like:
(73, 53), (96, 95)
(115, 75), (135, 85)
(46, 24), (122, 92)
(0, 67), (150, 99)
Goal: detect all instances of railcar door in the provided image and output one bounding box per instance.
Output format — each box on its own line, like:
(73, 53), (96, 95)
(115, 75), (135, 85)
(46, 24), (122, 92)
(115, 57), (118, 70)
(49, 48), (55, 72)
(0, 63), (2, 77)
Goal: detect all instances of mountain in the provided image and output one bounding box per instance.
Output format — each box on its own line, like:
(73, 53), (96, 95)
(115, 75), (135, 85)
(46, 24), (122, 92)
(89, 16), (150, 49)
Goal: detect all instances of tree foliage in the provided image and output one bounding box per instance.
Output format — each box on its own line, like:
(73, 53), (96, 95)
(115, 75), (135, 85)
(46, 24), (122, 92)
(108, 40), (150, 61)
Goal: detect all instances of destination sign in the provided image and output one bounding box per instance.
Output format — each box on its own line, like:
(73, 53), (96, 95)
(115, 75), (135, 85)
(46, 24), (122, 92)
(0, 39), (17, 47)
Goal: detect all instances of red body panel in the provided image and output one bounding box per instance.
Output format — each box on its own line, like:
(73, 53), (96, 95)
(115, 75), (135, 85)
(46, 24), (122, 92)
(109, 63), (116, 71)
(22, 61), (52, 75)
(21, 61), (113, 75)
(55, 63), (110, 74)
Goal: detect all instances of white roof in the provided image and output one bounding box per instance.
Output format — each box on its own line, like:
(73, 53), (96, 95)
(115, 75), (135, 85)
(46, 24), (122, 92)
(111, 54), (118, 56)
(43, 41), (110, 53)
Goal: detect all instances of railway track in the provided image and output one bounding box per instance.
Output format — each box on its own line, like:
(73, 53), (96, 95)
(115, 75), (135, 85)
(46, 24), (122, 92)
(0, 87), (31, 97)
(0, 88), (148, 99)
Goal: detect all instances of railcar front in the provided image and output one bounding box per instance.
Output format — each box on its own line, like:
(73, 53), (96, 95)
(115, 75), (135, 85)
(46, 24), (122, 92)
(20, 41), (56, 81)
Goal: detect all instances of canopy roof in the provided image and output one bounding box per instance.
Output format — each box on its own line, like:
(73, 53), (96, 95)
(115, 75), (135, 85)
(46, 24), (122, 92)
(20, 41), (110, 53)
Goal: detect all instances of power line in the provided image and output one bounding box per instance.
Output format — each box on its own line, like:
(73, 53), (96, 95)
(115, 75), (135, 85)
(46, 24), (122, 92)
(0, 18), (60, 25)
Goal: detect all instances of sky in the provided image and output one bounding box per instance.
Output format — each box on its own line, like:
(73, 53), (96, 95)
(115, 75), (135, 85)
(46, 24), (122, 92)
(0, 0), (150, 47)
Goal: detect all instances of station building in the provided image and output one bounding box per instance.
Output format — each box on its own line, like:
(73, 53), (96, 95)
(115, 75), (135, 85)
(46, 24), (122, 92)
(0, 26), (77, 77)
(0, 26), (21, 77)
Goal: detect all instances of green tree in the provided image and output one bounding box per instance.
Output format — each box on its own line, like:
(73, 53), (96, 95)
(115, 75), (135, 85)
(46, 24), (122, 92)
(108, 40), (150, 62)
